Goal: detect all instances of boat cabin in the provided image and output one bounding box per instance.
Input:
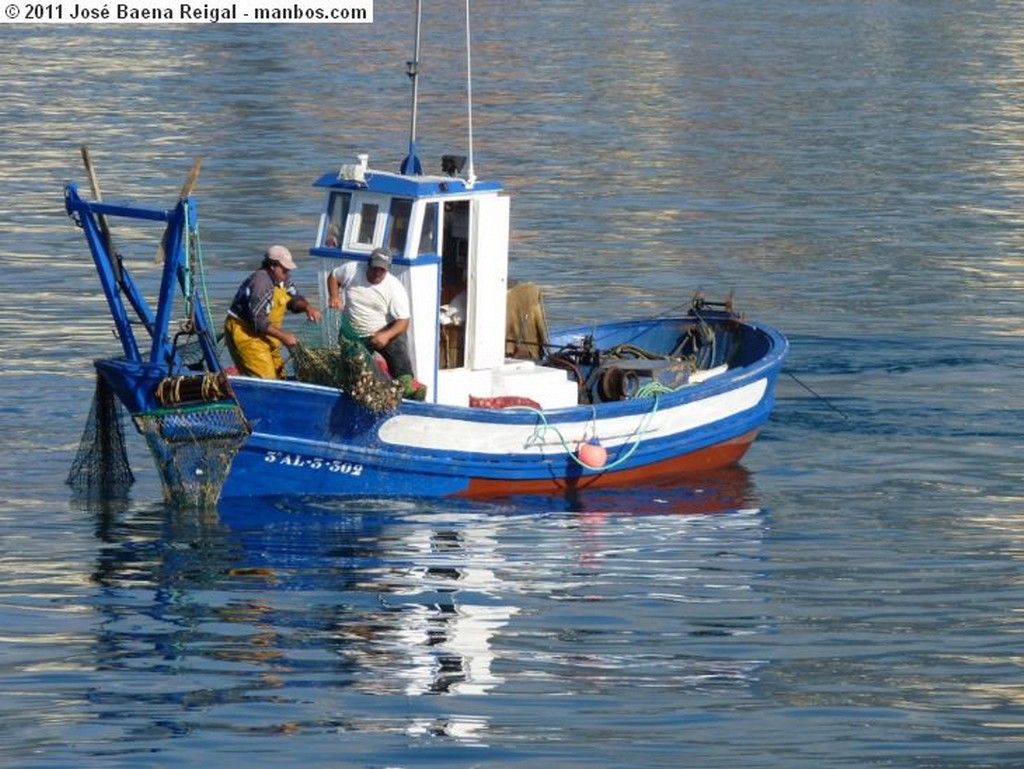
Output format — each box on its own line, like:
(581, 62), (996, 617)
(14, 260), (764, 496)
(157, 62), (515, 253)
(310, 154), (578, 409)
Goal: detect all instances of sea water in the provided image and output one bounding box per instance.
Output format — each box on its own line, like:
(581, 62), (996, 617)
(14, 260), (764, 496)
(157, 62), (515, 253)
(1, 3), (1022, 767)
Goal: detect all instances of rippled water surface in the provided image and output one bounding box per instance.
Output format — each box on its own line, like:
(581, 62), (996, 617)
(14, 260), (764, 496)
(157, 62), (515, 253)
(2, 3), (1023, 767)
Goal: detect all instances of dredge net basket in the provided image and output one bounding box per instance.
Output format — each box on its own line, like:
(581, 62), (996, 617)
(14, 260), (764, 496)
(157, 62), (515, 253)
(134, 401), (250, 508)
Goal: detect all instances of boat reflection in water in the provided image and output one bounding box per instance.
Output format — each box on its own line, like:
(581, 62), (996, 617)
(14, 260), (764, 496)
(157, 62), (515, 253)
(515, 463), (756, 517)
(216, 465), (761, 667)
(85, 470), (764, 744)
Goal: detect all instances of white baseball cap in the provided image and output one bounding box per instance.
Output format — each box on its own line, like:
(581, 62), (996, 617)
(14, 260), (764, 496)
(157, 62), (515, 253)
(265, 245), (297, 270)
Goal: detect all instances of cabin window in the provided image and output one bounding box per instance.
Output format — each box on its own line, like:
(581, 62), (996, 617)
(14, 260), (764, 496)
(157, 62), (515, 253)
(387, 198), (412, 254)
(323, 192), (351, 248)
(355, 203), (380, 245)
(418, 202), (439, 255)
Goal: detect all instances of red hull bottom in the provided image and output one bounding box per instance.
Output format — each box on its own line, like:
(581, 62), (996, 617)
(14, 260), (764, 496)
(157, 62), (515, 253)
(459, 429), (760, 497)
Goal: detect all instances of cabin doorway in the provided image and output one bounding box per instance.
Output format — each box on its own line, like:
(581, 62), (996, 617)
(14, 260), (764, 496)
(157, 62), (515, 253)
(439, 200), (470, 368)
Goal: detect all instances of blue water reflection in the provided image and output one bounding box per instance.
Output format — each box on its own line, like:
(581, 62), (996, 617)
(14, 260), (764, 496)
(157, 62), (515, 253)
(69, 473), (769, 754)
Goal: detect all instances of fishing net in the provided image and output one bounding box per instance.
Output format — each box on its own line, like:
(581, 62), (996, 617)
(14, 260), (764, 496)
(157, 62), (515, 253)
(290, 309), (402, 414)
(69, 368), (249, 507)
(134, 401), (250, 508)
(67, 375), (135, 497)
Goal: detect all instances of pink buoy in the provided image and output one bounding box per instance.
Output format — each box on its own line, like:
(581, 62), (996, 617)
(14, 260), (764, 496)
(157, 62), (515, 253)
(577, 439), (607, 469)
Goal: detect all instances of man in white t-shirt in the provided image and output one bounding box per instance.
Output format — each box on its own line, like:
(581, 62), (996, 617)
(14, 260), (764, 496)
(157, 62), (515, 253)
(327, 247), (417, 388)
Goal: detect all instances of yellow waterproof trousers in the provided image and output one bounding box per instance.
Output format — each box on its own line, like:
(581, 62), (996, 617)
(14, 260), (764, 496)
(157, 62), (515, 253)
(224, 285), (290, 379)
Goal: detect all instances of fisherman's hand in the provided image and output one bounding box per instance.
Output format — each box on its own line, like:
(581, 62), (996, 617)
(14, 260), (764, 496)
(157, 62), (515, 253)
(282, 332), (299, 348)
(306, 307), (322, 323)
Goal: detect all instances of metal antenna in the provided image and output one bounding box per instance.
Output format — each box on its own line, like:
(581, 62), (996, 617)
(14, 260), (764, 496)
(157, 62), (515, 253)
(401, 0), (423, 175)
(464, 0), (476, 185)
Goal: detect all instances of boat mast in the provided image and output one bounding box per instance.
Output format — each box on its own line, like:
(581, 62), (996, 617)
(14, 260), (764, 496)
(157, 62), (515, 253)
(464, 0), (476, 185)
(401, 0), (423, 175)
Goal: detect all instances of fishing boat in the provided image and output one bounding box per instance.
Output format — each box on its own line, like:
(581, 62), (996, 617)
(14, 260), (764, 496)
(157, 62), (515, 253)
(63, 7), (788, 507)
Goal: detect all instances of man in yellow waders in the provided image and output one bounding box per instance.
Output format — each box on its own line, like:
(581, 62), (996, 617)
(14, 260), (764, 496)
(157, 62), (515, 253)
(224, 245), (321, 378)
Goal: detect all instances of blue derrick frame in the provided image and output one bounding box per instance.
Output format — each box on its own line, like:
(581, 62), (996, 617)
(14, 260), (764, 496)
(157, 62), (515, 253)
(64, 182), (223, 412)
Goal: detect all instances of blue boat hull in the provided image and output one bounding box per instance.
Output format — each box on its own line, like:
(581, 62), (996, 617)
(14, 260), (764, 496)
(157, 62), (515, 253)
(219, 316), (787, 500)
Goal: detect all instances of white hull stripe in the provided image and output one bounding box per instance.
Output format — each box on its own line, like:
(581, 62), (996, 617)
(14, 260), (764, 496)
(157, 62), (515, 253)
(377, 378), (769, 456)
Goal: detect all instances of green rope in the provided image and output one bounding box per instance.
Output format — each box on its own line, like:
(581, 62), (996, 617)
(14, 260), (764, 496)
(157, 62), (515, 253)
(192, 222), (214, 332)
(179, 208), (225, 366)
(633, 381), (677, 398)
(510, 388), (665, 471)
(181, 204), (216, 342)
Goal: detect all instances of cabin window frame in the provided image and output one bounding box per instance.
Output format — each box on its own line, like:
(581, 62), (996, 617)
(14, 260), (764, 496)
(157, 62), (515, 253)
(321, 191), (352, 249)
(418, 201), (439, 256)
(347, 194), (391, 251)
(386, 198), (414, 255)
(354, 202), (381, 245)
